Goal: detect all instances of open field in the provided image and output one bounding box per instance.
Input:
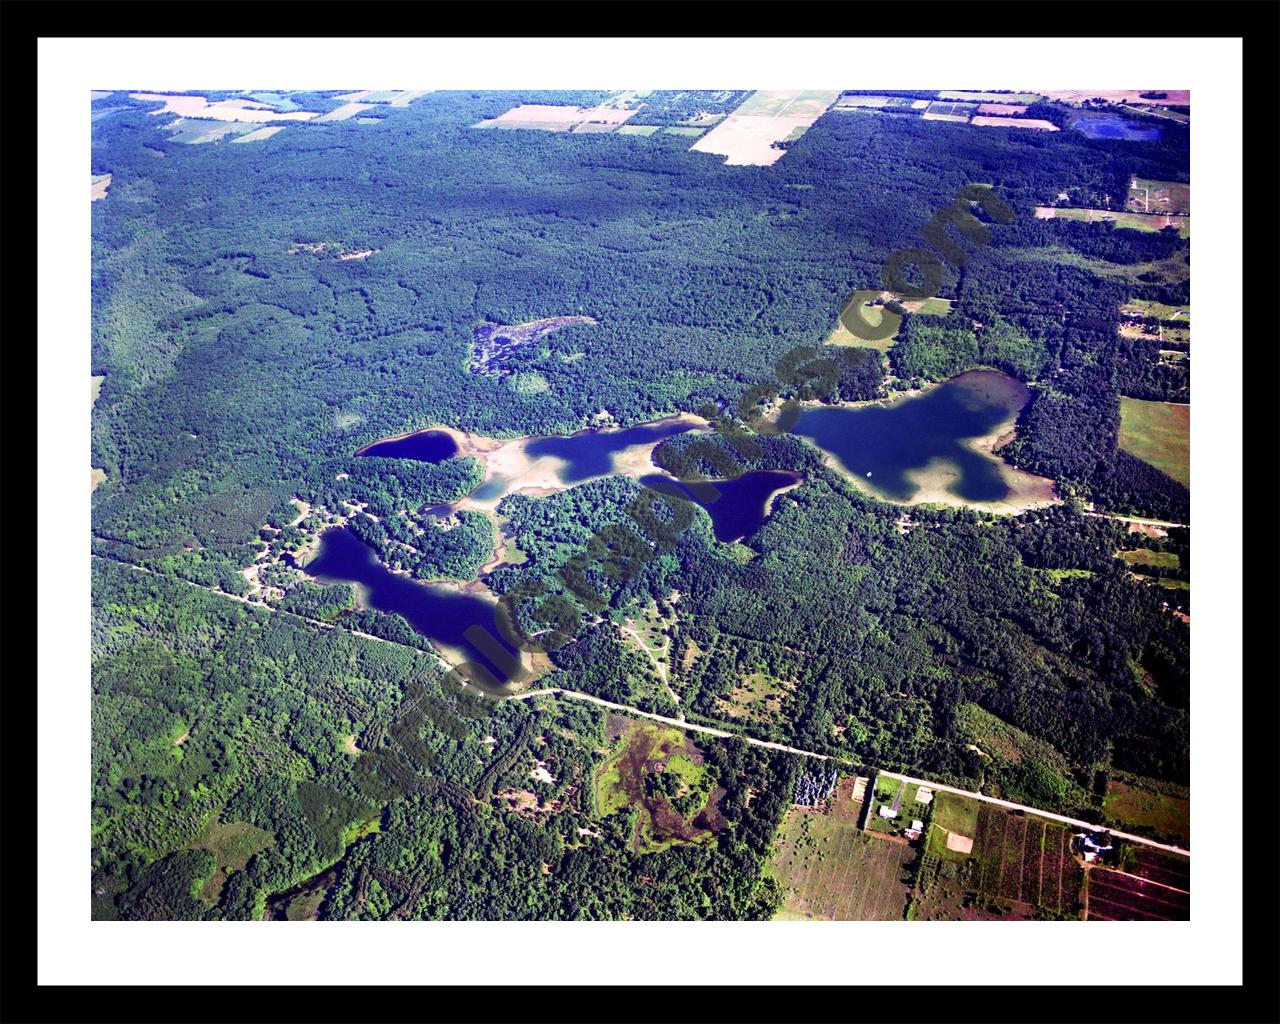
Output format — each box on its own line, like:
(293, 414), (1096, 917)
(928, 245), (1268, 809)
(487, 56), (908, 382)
(1127, 177), (1190, 215)
(1007, 245), (1190, 286)
(1103, 779), (1189, 844)
(475, 103), (637, 133)
(972, 117), (1058, 131)
(922, 112), (970, 123)
(977, 103), (1029, 115)
(316, 103), (373, 123)
(1121, 299), (1190, 322)
(91, 468), (107, 493)
(768, 808), (915, 920)
(1035, 206), (1189, 238)
(939, 91), (1042, 103)
(1035, 90), (1190, 107)
(91, 174), (112, 201)
(824, 303), (898, 354)
(1086, 865), (1189, 920)
(1118, 399), (1190, 487)
(231, 126), (286, 144)
(617, 124), (661, 136)
(130, 93), (318, 123)
(165, 120), (260, 145)
(91, 375), (105, 407)
(690, 90), (840, 166)
(1117, 548), (1179, 571)
(714, 671), (796, 727)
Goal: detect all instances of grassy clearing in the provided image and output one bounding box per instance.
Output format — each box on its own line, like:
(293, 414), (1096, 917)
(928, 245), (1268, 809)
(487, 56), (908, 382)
(1118, 398), (1190, 487)
(1121, 299), (1190, 321)
(189, 819), (275, 904)
(91, 468), (108, 492)
(1117, 548), (1179, 570)
(1102, 780), (1189, 844)
(1037, 206), (1190, 239)
(1007, 245), (1190, 286)
(617, 124), (660, 136)
(823, 306), (897, 355)
(714, 671), (795, 727)
(1127, 178), (1191, 215)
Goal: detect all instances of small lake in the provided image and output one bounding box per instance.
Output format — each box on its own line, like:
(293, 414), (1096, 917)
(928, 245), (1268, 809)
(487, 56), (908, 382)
(1071, 113), (1162, 142)
(356, 429), (459, 463)
(790, 370), (1047, 507)
(302, 526), (523, 691)
(638, 470), (804, 543)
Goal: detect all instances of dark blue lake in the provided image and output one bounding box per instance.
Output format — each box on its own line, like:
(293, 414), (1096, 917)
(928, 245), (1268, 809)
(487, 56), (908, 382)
(356, 430), (459, 463)
(302, 526), (523, 692)
(638, 470), (804, 543)
(523, 420), (700, 484)
(790, 370), (1033, 504)
(469, 419), (700, 502)
(1071, 114), (1162, 142)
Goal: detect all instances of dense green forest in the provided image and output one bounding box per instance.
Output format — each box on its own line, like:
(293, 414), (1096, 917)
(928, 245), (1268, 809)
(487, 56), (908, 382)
(92, 560), (794, 920)
(91, 89), (1191, 920)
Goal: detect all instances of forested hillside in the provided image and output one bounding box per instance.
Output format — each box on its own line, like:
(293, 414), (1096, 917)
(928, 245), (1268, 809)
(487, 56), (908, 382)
(90, 90), (1192, 920)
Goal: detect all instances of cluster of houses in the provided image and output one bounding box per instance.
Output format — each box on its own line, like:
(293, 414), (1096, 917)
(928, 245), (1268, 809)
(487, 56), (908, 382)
(877, 785), (934, 840)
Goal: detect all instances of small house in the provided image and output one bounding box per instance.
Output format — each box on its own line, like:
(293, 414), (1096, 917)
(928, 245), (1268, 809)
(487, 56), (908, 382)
(1074, 832), (1114, 863)
(915, 787), (934, 804)
(878, 806), (898, 819)
(911, 819), (924, 833)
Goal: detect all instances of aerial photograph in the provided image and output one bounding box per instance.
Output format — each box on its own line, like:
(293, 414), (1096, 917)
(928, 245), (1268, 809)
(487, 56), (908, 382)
(89, 85), (1192, 923)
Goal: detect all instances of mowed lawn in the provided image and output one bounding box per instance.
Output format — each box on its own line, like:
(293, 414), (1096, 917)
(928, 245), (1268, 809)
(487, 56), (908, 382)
(1118, 398), (1190, 487)
(767, 809), (914, 920)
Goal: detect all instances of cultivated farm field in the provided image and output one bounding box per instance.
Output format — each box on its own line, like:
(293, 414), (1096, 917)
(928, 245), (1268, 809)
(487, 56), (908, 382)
(768, 809), (915, 920)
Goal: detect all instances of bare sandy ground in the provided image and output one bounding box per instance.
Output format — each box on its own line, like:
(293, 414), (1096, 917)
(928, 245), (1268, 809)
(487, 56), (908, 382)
(90, 174), (111, 201)
(409, 414), (709, 513)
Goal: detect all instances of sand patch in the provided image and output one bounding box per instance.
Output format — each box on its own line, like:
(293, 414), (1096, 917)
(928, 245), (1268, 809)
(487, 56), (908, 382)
(446, 413), (708, 513)
(945, 831), (974, 854)
(90, 174), (111, 201)
(91, 468), (107, 492)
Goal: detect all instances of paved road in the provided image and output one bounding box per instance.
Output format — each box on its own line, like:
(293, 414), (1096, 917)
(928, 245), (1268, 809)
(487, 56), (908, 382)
(511, 687), (846, 761)
(877, 770), (1191, 857)
(1083, 510), (1189, 530)
(94, 555), (1191, 859)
